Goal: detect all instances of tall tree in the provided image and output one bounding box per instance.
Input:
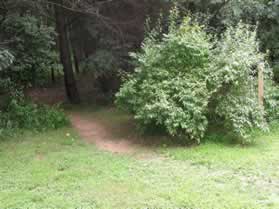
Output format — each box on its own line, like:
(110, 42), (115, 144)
(53, 0), (80, 104)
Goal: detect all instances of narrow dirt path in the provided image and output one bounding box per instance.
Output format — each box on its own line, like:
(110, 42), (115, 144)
(69, 112), (138, 154)
(26, 87), (157, 155)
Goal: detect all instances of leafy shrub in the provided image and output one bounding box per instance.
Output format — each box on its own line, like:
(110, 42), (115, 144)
(264, 81), (279, 122)
(116, 12), (269, 144)
(117, 17), (212, 142)
(7, 100), (68, 130)
(209, 23), (268, 142)
(0, 95), (69, 137)
(0, 44), (68, 137)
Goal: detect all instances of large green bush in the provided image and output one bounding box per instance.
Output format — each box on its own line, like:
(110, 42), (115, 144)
(209, 23), (268, 141)
(116, 14), (269, 143)
(117, 17), (212, 142)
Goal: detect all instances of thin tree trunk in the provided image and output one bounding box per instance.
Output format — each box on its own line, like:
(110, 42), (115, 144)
(73, 50), (80, 74)
(69, 22), (81, 74)
(51, 68), (55, 84)
(54, 1), (80, 104)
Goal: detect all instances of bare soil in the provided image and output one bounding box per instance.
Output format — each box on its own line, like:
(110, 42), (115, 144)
(69, 112), (137, 154)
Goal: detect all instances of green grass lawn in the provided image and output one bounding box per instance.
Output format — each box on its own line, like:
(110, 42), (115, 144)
(0, 107), (279, 209)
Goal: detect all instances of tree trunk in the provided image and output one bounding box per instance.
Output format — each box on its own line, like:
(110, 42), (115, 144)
(54, 1), (80, 104)
(73, 50), (80, 74)
(69, 22), (81, 74)
(51, 68), (55, 84)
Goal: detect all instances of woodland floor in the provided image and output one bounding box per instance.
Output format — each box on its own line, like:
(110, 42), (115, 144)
(0, 88), (278, 208)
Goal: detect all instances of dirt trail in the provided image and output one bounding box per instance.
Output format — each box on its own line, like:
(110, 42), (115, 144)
(27, 88), (143, 154)
(69, 112), (138, 154)
(27, 87), (155, 155)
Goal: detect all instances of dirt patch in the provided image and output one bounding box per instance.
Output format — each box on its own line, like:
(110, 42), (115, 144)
(69, 112), (138, 154)
(35, 153), (44, 161)
(25, 87), (159, 155)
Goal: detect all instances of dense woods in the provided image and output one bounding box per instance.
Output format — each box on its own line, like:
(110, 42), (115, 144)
(1, 0), (279, 142)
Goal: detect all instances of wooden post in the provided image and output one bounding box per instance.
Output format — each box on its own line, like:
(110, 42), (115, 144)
(258, 62), (264, 107)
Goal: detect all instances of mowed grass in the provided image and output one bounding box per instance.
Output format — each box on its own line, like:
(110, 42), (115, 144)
(0, 107), (279, 209)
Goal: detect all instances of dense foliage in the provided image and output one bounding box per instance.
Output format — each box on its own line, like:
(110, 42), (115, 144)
(0, 13), (68, 138)
(1, 15), (59, 87)
(116, 13), (269, 143)
(264, 81), (279, 122)
(174, 0), (279, 60)
(117, 16), (212, 142)
(209, 23), (268, 141)
(0, 93), (69, 138)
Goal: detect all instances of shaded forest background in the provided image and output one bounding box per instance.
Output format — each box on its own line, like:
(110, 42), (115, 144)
(1, 0), (279, 104)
